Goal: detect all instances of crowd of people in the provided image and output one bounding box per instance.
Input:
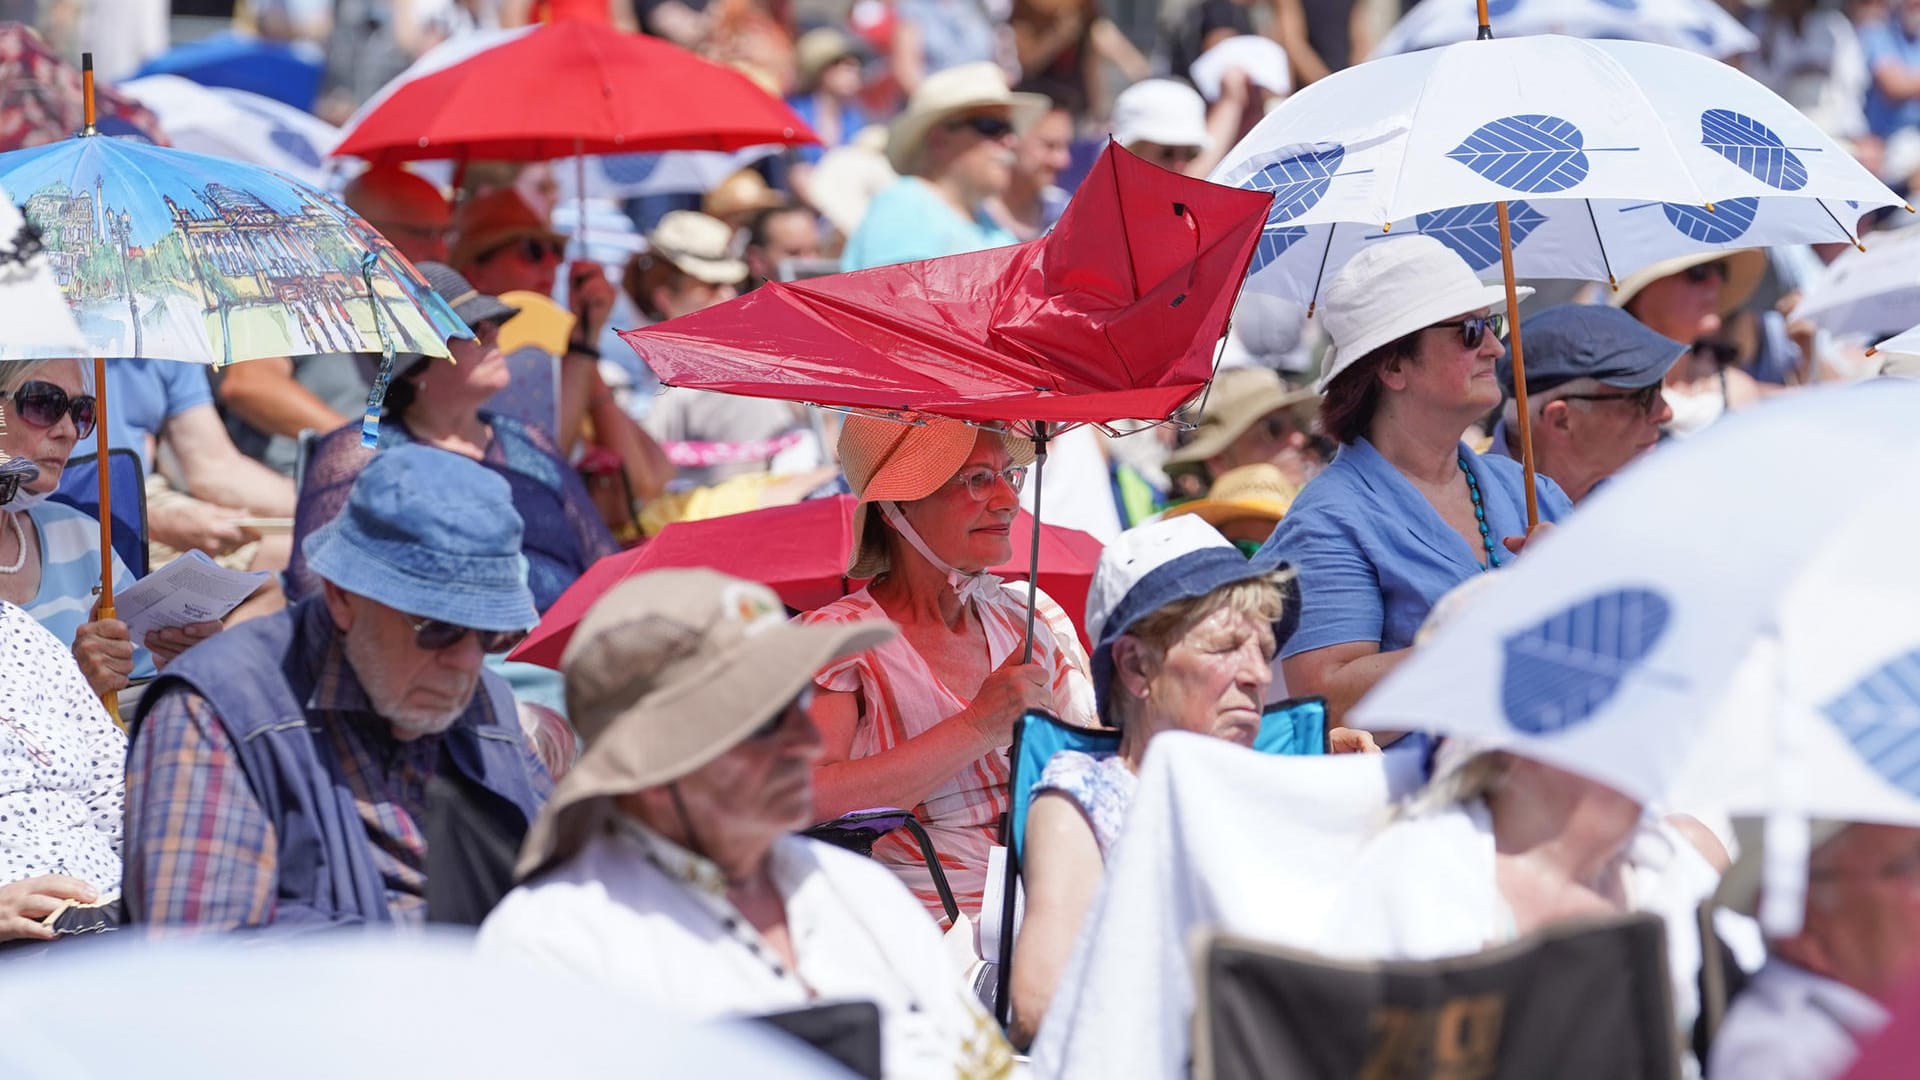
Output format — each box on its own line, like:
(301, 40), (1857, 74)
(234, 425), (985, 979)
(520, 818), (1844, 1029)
(3, 0), (1920, 1078)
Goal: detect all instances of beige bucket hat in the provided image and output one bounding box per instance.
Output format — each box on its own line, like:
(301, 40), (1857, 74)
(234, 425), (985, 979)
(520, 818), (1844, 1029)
(1609, 248), (1767, 318)
(516, 568), (897, 881)
(885, 61), (1048, 174)
(839, 411), (1035, 580)
(647, 210), (749, 285)
(1164, 365), (1318, 469)
(1160, 463), (1297, 531)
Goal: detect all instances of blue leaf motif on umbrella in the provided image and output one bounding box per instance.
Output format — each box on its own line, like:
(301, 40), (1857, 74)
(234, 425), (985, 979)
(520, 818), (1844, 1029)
(1486, 0), (1520, 14)
(1446, 115), (1622, 194)
(601, 154), (665, 185)
(1414, 201), (1546, 271)
(1251, 224), (1309, 274)
(1242, 145), (1347, 223)
(1500, 587), (1672, 735)
(1702, 109), (1813, 192)
(1822, 649), (1920, 798)
(1660, 196), (1759, 244)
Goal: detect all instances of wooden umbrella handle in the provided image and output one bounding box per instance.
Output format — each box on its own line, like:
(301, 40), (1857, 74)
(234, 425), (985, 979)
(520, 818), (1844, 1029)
(90, 356), (122, 729)
(1495, 202), (1540, 529)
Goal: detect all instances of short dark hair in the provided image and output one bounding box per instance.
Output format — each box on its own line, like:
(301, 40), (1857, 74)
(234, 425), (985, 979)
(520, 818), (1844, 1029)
(746, 204), (815, 252)
(622, 250), (688, 321)
(381, 356), (436, 420)
(1318, 330), (1422, 445)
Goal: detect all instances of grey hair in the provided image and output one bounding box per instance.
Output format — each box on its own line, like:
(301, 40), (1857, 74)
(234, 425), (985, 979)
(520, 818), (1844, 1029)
(0, 357), (92, 398)
(1396, 750), (1512, 820)
(1498, 376), (1607, 436)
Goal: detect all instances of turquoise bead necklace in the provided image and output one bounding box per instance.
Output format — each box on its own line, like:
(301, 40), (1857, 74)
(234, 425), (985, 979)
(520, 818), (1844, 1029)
(1458, 453), (1500, 570)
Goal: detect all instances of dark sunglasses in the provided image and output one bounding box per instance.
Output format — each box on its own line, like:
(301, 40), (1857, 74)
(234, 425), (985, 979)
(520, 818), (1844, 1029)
(1428, 312), (1506, 350)
(1148, 143), (1203, 165)
(492, 237), (561, 264)
(1558, 384), (1664, 415)
(949, 114), (1015, 139)
(1693, 339), (1739, 367)
(747, 690), (814, 740)
(403, 613), (529, 655)
(0, 457), (34, 506)
(1683, 260), (1728, 285)
(1, 380), (97, 438)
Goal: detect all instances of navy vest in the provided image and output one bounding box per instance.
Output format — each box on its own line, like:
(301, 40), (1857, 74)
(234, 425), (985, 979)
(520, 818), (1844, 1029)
(130, 598), (547, 929)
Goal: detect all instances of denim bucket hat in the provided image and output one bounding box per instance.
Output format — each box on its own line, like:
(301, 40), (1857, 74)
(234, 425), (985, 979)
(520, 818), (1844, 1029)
(302, 444), (539, 632)
(1085, 516), (1296, 721)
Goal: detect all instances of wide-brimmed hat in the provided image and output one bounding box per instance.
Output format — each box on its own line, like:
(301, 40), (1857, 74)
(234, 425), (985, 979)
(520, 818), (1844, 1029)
(1498, 303), (1688, 396)
(1608, 248), (1767, 319)
(515, 568), (896, 879)
(448, 188), (568, 269)
(416, 261), (520, 333)
(1084, 516), (1294, 720)
(647, 210), (749, 286)
(1160, 463), (1296, 531)
(839, 412), (1035, 579)
(1318, 234), (1533, 393)
(1165, 365), (1317, 469)
(702, 169), (788, 225)
(1111, 78), (1213, 152)
(301, 444), (539, 632)
(886, 61), (1047, 174)
(796, 26), (864, 89)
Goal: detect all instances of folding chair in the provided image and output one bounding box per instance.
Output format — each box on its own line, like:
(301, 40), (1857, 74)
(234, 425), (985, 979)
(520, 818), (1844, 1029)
(52, 448), (149, 579)
(802, 808), (961, 926)
(1193, 913), (1679, 1080)
(991, 697), (1330, 1024)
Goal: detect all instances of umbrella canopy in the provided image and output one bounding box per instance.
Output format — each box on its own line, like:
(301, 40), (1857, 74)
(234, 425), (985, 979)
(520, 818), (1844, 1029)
(120, 74), (342, 188)
(0, 23), (166, 151)
(508, 495), (1104, 669)
(332, 20), (817, 165)
(625, 142), (1273, 428)
(1790, 222), (1920, 339)
(1371, 0), (1758, 61)
(0, 135), (463, 366)
(131, 31), (326, 111)
(1210, 34), (1903, 309)
(0, 193), (87, 355)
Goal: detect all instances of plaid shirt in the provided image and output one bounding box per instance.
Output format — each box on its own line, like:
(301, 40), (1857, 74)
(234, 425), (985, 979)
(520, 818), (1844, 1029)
(126, 630), (541, 930)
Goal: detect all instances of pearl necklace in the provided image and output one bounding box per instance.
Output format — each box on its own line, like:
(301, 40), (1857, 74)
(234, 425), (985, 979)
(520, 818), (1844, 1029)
(1458, 453), (1500, 571)
(0, 512), (24, 575)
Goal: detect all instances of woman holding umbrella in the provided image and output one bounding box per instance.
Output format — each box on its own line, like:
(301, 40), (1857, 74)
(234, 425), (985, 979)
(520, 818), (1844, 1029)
(801, 412), (1098, 925)
(1261, 236), (1572, 744)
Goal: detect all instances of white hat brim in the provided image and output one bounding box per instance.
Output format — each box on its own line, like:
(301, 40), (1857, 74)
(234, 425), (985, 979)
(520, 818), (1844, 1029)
(1317, 280), (1534, 393)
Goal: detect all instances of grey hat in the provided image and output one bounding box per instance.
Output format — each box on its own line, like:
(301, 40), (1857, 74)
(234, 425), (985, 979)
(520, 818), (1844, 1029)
(1498, 304), (1689, 397)
(416, 261), (520, 335)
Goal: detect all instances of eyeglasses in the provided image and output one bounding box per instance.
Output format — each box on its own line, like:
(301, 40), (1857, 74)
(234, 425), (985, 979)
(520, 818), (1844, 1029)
(948, 114), (1015, 139)
(947, 464), (1029, 500)
(1428, 313), (1506, 350)
(402, 613), (529, 655)
(491, 237), (561, 264)
(0, 460), (31, 506)
(748, 689), (815, 741)
(1557, 384), (1665, 415)
(1682, 260), (1728, 285)
(1, 380), (97, 439)
(1258, 415), (1298, 442)
(1144, 143), (1202, 166)
(1693, 339), (1739, 367)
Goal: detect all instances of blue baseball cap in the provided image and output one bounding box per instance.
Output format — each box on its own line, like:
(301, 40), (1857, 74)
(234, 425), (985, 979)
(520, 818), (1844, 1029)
(301, 444), (539, 632)
(1497, 304), (1688, 396)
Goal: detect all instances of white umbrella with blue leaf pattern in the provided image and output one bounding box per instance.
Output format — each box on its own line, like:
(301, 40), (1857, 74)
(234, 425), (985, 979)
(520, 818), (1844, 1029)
(1372, 0), (1759, 62)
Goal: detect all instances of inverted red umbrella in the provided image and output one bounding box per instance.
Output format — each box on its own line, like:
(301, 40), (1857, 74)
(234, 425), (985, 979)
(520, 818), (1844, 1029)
(330, 17), (818, 165)
(508, 496), (1103, 670)
(623, 142), (1272, 427)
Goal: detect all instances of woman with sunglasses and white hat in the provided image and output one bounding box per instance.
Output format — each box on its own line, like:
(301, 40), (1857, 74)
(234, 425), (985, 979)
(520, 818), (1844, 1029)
(800, 412), (1097, 927)
(0, 358), (198, 699)
(1258, 236), (1573, 752)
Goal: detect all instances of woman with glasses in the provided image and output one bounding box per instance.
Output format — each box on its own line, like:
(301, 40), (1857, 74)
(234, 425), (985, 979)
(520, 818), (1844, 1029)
(0, 358), (183, 698)
(799, 412), (1097, 926)
(1258, 236), (1572, 747)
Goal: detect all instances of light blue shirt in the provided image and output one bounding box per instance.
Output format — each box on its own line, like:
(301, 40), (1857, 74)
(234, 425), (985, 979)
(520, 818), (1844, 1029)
(840, 178), (1018, 271)
(104, 358), (213, 476)
(1861, 18), (1920, 138)
(24, 499), (154, 678)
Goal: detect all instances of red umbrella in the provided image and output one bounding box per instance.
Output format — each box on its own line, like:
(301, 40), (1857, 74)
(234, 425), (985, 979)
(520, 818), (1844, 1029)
(620, 142), (1274, 427)
(508, 496), (1103, 670)
(331, 17), (817, 165)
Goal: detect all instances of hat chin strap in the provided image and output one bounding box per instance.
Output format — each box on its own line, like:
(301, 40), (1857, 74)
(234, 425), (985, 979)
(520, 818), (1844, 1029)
(877, 500), (1005, 610)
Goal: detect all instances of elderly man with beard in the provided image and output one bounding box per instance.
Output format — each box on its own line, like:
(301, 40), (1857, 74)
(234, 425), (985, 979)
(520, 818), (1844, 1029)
(123, 445), (551, 931)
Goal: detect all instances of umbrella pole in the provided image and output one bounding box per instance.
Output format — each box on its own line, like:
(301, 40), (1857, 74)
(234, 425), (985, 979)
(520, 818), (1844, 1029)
(1475, 0), (1492, 39)
(1021, 422), (1050, 665)
(574, 138), (589, 257)
(1495, 201), (1540, 529)
(90, 355), (123, 730)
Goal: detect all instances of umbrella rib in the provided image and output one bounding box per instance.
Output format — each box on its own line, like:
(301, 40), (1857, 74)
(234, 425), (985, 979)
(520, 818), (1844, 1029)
(1581, 199), (1617, 288)
(1812, 197), (1866, 251)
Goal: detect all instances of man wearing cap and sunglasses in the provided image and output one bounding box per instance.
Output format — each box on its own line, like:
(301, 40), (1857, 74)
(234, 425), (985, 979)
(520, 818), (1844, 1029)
(124, 444), (551, 931)
(481, 569), (1015, 1079)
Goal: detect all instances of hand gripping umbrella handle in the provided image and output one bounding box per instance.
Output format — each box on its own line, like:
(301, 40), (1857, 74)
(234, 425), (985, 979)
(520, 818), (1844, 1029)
(90, 356), (124, 730)
(1021, 423), (1050, 665)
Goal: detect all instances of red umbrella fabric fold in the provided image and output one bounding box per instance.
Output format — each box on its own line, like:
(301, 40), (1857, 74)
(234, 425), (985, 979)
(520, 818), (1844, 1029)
(509, 496), (1104, 669)
(621, 143), (1275, 427)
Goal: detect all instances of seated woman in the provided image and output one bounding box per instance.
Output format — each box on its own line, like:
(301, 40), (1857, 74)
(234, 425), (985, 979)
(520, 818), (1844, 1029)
(1009, 516), (1375, 1046)
(1264, 235), (1572, 751)
(801, 412), (1097, 926)
(0, 360), (214, 698)
(0, 598), (124, 945)
(479, 570), (1014, 1080)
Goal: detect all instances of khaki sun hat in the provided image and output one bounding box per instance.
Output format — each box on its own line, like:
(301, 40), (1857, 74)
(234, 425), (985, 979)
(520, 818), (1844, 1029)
(516, 568), (897, 880)
(702, 168), (788, 226)
(1609, 248), (1767, 318)
(886, 61), (1048, 174)
(448, 188), (568, 270)
(1164, 365), (1318, 469)
(1160, 463), (1296, 531)
(796, 26), (863, 89)
(647, 210), (749, 286)
(839, 411), (1036, 579)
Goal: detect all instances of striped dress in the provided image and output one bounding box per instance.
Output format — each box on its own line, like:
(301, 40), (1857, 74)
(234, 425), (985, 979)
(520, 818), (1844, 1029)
(20, 501), (154, 678)
(803, 582), (1096, 925)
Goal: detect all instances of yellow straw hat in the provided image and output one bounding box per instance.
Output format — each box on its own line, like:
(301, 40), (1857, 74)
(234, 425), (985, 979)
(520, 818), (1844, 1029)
(1160, 463), (1296, 531)
(839, 412), (1035, 579)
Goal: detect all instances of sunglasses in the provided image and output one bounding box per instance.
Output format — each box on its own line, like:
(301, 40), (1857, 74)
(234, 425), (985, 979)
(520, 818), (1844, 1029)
(949, 114), (1015, 139)
(1428, 312), (1506, 350)
(948, 464), (1029, 501)
(1, 380), (97, 439)
(1145, 143), (1203, 166)
(1683, 260), (1728, 285)
(0, 458), (33, 506)
(492, 237), (562, 264)
(747, 689), (816, 741)
(1558, 384), (1664, 415)
(403, 613), (529, 655)
(1693, 339), (1739, 367)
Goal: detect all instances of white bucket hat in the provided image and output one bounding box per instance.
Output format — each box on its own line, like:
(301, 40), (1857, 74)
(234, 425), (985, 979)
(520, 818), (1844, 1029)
(1111, 78), (1213, 153)
(1316, 234), (1533, 393)
(886, 62), (1047, 174)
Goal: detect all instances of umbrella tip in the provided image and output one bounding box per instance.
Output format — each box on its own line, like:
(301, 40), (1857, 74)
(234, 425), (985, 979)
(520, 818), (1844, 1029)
(1867, 345), (1880, 357)
(1856, 238), (1868, 252)
(1907, 204), (1916, 214)
(1380, 222), (1392, 233)
(1704, 202), (1716, 213)
(1306, 301), (1317, 318)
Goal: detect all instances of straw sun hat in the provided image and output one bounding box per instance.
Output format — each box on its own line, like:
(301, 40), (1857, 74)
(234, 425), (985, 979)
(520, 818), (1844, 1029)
(839, 412), (1035, 580)
(885, 61), (1047, 174)
(1608, 248), (1767, 318)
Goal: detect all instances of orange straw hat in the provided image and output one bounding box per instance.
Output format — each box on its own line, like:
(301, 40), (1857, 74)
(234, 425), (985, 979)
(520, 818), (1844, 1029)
(839, 412), (1035, 579)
